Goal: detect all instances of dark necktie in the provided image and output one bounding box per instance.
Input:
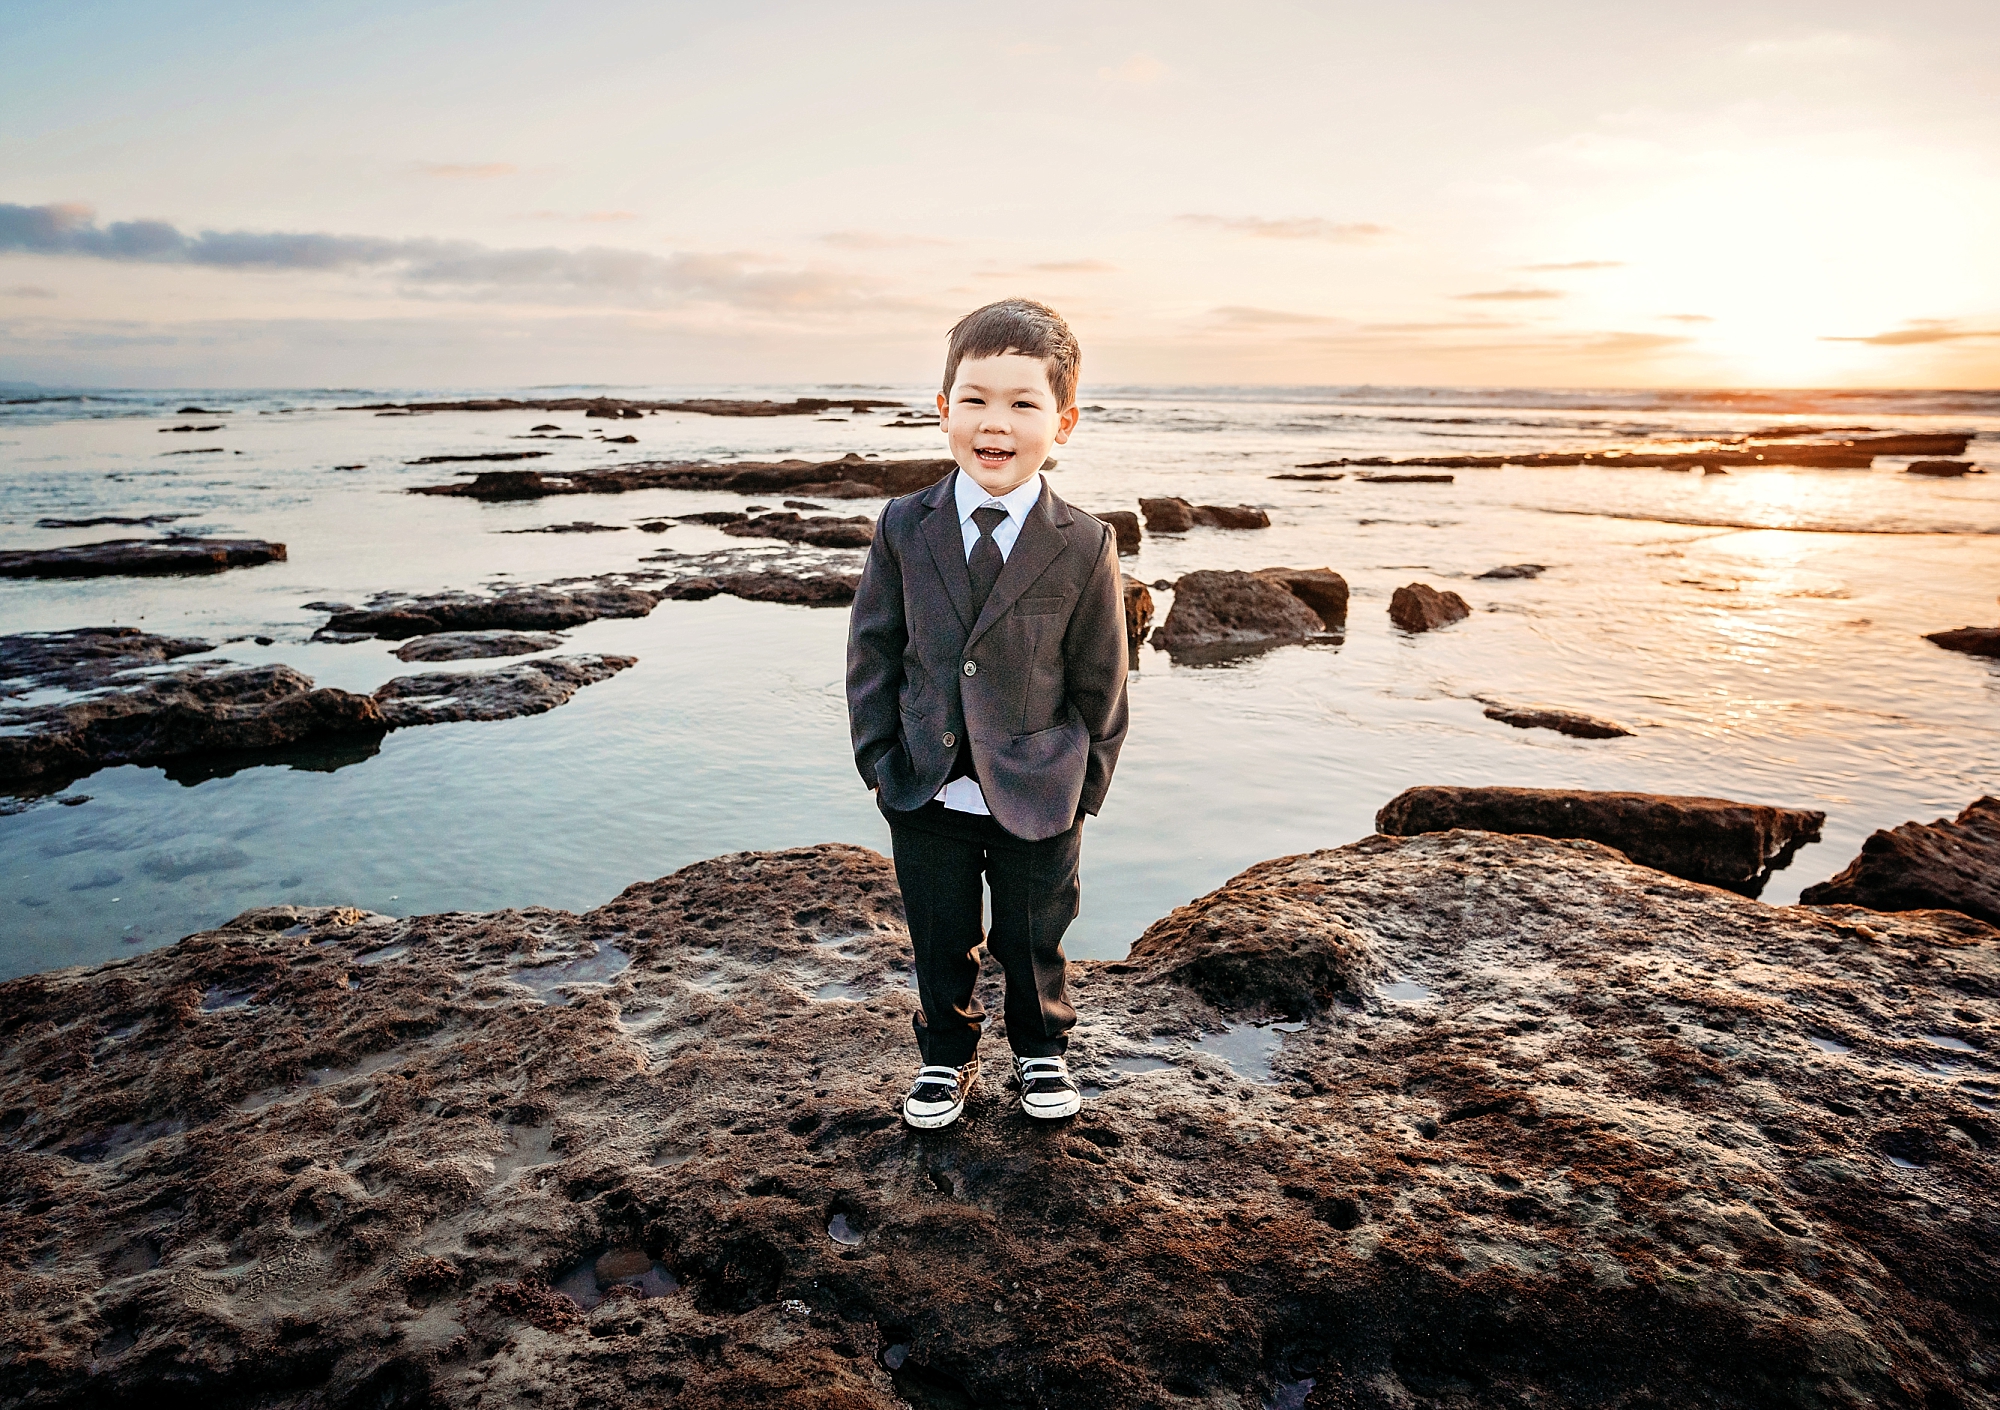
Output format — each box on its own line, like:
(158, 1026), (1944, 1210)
(967, 504), (1007, 618)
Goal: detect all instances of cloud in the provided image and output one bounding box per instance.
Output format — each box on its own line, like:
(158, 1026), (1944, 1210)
(1453, 287), (1564, 301)
(418, 162), (517, 179)
(1661, 313), (1714, 323)
(818, 231), (954, 250)
(1027, 260), (1115, 273)
(1207, 306), (1340, 327)
(521, 210), (639, 223)
(1518, 260), (1624, 271)
(1820, 319), (2000, 347)
(1178, 215), (1392, 243)
(1739, 32), (1876, 62)
(1098, 52), (1169, 86)
(0, 201), (872, 313)
(4, 284), (57, 298)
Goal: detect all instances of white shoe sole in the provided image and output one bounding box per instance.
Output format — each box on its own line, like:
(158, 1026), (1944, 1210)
(903, 1101), (965, 1130)
(1021, 1091), (1082, 1120)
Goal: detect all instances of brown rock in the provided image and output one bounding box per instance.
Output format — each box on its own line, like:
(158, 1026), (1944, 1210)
(0, 628), (212, 691)
(323, 587), (661, 641)
(1150, 570), (1326, 655)
(1476, 563), (1546, 579)
(403, 451), (553, 465)
(1251, 567), (1348, 629)
(1927, 626), (2000, 658)
(0, 538), (286, 579)
(0, 663), (384, 787)
(1800, 796), (2000, 925)
(390, 632), (566, 663)
(1388, 582), (1470, 632)
(1356, 473), (1453, 484)
(719, 512), (875, 549)
(1095, 510), (1141, 555)
(1120, 575), (1154, 653)
(1907, 460), (1977, 477)
(1376, 785), (1825, 894)
(2, 834), (1992, 1408)
(659, 572), (860, 607)
(409, 455), (949, 501)
(1482, 705), (1632, 739)
(373, 655), (635, 727)
(1192, 504), (1271, 529)
(1138, 496), (1195, 533)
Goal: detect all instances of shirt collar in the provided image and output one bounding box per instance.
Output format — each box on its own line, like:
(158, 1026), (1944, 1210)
(953, 467), (1044, 526)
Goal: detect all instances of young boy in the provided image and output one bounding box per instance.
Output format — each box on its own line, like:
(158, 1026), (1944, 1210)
(846, 299), (1129, 1129)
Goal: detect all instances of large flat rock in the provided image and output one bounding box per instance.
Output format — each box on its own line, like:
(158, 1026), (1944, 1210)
(1, 835), (1993, 1408)
(372, 655), (635, 727)
(0, 538), (285, 578)
(1801, 796), (2000, 926)
(1377, 785), (1824, 895)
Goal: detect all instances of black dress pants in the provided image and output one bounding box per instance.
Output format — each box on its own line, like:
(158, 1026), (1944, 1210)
(881, 800), (1081, 1068)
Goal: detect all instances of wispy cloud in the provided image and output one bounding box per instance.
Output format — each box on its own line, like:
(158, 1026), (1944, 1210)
(521, 210), (638, 223)
(1820, 319), (2000, 347)
(818, 230), (954, 250)
(1178, 215), (1392, 242)
(1098, 52), (1169, 86)
(4, 284), (57, 298)
(1207, 306), (1340, 327)
(1739, 32), (1876, 62)
(1028, 260), (1115, 273)
(1661, 313), (1714, 323)
(1453, 287), (1564, 302)
(1518, 260), (1624, 271)
(418, 162), (517, 179)
(0, 202), (873, 313)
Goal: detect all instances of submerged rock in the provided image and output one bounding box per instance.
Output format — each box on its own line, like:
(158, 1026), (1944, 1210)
(411, 454), (949, 501)
(0, 662), (384, 787)
(1150, 569), (1328, 656)
(1482, 704), (1633, 739)
(1906, 459), (1978, 476)
(1, 627), (213, 693)
(1120, 574), (1154, 653)
(1376, 784), (1825, 895)
(1388, 582), (1470, 632)
(2, 834), (1993, 1409)
(1800, 796), (2000, 926)
(0, 538), (286, 578)
(658, 571), (859, 607)
(719, 511), (875, 549)
(1927, 625), (2000, 658)
(390, 631), (566, 663)
(342, 395), (902, 417)
(373, 655), (635, 727)
(323, 586), (661, 640)
(1476, 563), (1546, 579)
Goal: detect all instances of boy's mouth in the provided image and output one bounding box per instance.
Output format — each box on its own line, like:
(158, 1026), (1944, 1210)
(974, 447), (1015, 467)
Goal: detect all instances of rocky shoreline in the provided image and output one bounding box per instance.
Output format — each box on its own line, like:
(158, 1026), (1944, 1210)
(1, 831), (1994, 1409)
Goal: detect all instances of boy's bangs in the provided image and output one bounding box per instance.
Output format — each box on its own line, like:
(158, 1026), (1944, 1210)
(942, 299), (1080, 409)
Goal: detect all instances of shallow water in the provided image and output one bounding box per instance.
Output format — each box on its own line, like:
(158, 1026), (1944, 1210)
(3, 384), (1997, 979)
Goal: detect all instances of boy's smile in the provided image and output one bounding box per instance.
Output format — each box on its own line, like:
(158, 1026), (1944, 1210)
(937, 352), (1081, 496)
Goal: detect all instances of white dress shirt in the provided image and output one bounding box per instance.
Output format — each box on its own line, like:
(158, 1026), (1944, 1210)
(935, 468), (1044, 815)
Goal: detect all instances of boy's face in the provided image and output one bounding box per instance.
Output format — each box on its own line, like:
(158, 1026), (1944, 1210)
(937, 352), (1080, 496)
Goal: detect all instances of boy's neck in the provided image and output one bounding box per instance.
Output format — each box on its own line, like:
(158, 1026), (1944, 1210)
(961, 463), (1040, 498)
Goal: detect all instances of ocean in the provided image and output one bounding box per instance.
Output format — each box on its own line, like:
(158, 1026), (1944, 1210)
(3, 382), (1996, 980)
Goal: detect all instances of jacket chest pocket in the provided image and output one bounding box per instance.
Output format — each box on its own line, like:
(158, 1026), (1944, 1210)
(1017, 595), (1066, 617)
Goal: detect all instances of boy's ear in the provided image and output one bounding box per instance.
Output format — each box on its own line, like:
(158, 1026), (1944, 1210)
(936, 390), (949, 421)
(1053, 402), (1080, 445)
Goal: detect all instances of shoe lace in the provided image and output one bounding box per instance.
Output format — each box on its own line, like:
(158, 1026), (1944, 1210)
(912, 1065), (963, 1092)
(1018, 1056), (1070, 1084)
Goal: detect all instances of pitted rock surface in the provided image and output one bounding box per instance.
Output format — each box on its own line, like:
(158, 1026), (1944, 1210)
(372, 655), (636, 727)
(2, 834), (1995, 1408)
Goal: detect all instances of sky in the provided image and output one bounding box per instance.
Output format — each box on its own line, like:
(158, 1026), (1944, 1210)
(2, 0), (1997, 390)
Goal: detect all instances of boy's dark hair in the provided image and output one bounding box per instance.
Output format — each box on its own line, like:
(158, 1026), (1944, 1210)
(942, 299), (1080, 410)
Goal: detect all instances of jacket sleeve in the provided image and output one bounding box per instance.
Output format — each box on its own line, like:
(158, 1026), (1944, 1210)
(1064, 524), (1131, 816)
(845, 506), (908, 789)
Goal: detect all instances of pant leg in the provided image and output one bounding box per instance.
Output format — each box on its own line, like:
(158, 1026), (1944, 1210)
(886, 814), (989, 1068)
(983, 818), (1083, 1059)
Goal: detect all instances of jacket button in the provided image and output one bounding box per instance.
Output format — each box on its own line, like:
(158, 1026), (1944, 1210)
(963, 660), (977, 677)
(942, 731), (955, 747)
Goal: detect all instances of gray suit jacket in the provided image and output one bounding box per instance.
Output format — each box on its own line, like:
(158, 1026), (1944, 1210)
(847, 470), (1130, 841)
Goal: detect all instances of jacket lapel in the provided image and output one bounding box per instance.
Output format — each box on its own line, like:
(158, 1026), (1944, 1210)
(966, 481), (1072, 648)
(918, 472), (975, 634)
